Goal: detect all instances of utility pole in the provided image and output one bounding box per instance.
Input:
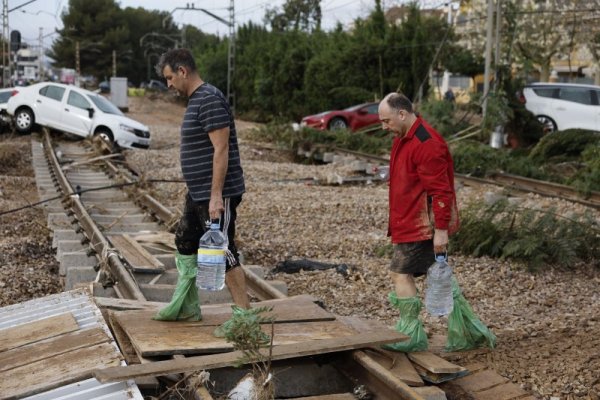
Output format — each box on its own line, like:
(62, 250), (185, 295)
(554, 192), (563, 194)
(75, 41), (80, 87)
(38, 27), (43, 81)
(112, 50), (116, 77)
(2, 0), (8, 87)
(482, 0), (495, 121)
(441, 1), (453, 98)
(493, 0), (502, 91)
(227, 0), (235, 114)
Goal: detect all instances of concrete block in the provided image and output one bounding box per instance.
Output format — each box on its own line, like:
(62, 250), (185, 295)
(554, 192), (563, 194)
(52, 229), (83, 248)
(65, 266), (98, 290)
(59, 253), (97, 276)
(91, 214), (153, 224)
(47, 213), (73, 230)
(154, 254), (176, 269)
(323, 152), (334, 163)
(56, 240), (87, 259)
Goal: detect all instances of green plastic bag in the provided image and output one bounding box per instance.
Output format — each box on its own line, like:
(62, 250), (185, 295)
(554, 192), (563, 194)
(154, 253), (201, 321)
(382, 292), (428, 353)
(445, 278), (496, 352)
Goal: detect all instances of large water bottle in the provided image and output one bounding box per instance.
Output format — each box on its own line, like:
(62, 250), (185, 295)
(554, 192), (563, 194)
(424, 254), (454, 316)
(197, 220), (227, 291)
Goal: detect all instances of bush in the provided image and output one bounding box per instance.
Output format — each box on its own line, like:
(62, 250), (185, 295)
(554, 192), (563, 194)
(450, 140), (547, 179)
(529, 129), (600, 163)
(451, 200), (600, 269)
(419, 100), (470, 137)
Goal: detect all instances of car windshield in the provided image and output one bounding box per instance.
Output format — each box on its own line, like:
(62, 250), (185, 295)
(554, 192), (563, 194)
(88, 94), (123, 116)
(344, 103), (368, 112)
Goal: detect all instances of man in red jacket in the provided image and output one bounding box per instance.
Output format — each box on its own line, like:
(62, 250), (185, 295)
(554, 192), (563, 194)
(379, 92), (460, 352)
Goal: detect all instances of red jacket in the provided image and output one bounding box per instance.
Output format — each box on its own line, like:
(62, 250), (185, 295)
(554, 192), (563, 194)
(388, 117), (459, 243)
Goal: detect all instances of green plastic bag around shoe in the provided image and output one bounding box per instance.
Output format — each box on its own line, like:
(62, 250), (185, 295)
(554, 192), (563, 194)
(154, 253), (202, 321)
(382, 292), (428, 353)
(445, 278), (496, 352)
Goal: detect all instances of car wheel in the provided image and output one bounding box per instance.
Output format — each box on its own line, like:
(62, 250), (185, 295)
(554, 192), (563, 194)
(328, 117), (348, 130)
(14, 107), (34, 134)
(536, 115), (557, 134)
(94, 128), (114, 144)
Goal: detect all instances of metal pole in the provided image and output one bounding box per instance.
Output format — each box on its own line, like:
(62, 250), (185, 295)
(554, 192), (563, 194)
(482, 0), (494, 121)
(493, 0), (502, 91)
(112, 50), (116, 77)
(2, 0), (9, 87)
(75, 40), (80, 87)
(38, 27), (43, 81)
(227, 0), (235, 114)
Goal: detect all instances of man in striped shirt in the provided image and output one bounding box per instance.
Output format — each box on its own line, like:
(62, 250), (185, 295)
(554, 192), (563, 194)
(154, 49), (249, 321)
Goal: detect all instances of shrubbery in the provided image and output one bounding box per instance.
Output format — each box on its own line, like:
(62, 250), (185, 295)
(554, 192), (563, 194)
(450, 200), (599, 269)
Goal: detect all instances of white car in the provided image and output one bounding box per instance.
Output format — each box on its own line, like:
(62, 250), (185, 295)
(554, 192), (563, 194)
(7, 82), (150, 149)
(522, 82), (600, 133)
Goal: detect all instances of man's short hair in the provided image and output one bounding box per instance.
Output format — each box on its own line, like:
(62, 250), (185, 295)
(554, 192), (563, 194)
(385, 93), (414, 114)
(155, 48), (197, 77)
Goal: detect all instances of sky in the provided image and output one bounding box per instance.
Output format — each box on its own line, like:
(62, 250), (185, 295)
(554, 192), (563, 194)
(9, 0), (383, 50)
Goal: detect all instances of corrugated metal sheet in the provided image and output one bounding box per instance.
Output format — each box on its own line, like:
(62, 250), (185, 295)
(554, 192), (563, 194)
(0, 288), (143, 400)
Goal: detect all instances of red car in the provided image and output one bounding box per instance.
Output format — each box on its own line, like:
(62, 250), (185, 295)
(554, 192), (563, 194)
(300, 102), (380, 131)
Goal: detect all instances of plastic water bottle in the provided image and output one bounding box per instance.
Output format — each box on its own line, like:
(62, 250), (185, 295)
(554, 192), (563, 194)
(424, 254), (454, 316)
(197, 220), (227, 291)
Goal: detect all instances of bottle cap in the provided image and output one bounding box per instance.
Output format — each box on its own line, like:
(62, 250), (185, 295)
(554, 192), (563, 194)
(434, 253), (447, 262)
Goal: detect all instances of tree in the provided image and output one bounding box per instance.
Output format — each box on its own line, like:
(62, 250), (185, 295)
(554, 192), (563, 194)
(265, 0), (322, 32)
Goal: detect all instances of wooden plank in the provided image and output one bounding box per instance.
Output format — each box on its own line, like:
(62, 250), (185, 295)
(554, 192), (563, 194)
(475, 382), (529, 400)
(363, 348), (424, 387)
(412, 364), (469, 384)
(115, 315), (357, 357)
(407, 352), (467, 374)
(109, 234), (165, 273)
(131, 232), (177, 251)
(0, 342), (122, 399)
(454, 369), (508, 392)
(352, 350), (426, 400)
(114, 295), (334, 328)
(0, 327), (110, 372)
(94, 296), (167, 311)
(107, 310), (141, 365)
(94, 329), (405, 383)
(0, 313), (79, 352)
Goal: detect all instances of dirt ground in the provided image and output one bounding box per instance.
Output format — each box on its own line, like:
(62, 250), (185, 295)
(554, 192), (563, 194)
(0, 94), (599, 400)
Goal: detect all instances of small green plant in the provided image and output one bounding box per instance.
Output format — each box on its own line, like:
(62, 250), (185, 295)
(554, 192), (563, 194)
(218, 305), (275, 400)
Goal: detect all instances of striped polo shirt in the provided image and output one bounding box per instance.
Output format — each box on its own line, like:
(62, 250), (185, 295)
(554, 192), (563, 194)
(180, 83), (245, 202)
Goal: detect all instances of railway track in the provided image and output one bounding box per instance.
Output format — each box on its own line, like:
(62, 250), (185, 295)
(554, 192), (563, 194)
(313, 146), (600, 209)
(26, 129), (536, 400)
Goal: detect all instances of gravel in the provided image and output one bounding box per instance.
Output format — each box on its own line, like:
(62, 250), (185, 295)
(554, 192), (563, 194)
(1, 96), (598, 400)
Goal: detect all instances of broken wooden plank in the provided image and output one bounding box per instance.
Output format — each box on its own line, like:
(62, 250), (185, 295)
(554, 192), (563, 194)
(94, 329), (405, 383)
(115, 315), (357, 357)
(0, 312), (79, 352)
(109, 234), (165, 273)
(453, 369), (508, 392)
(131, 231), (177, 251)
(407, 352), (467, 374)
(363, 348), (424, 387)
(351, 350), (426, 400)
(412, 363), (469, 384)
(108, 311), (141, 365)
(0, 327), (110, 372)
(0, 342), (122, 399)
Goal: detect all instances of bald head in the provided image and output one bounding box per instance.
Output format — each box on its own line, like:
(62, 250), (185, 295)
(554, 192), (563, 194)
(378, 93), (417, 137)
